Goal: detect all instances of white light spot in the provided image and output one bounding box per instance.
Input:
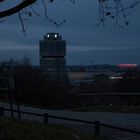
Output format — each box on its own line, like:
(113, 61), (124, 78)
(54, 34), (57, 38)
(47, 34), (50, 38)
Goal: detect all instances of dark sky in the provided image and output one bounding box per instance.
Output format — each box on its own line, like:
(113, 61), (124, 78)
(0, 0), (140, 65)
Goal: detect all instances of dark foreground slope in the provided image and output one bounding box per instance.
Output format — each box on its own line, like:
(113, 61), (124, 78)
(0, 117), (105, 140)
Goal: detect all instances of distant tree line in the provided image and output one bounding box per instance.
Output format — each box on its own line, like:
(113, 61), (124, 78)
(79, 69), (140, 106)
(1, 57), (140, 108)
(0, 57), (79, 109)
(116, 70), (140, 92)
(80, 69), (140, 94)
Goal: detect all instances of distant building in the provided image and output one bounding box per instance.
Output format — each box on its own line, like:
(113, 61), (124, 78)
(67, 64), (140, 83)
(39, 33), (66, 81)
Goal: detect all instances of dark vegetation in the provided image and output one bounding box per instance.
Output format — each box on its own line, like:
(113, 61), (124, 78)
(79, 69), (140, 107)
(1, 58), (140, 109)
(0, 58), (79, 109)
(80, 69), (140, 94)
(0, 117), (103, 140)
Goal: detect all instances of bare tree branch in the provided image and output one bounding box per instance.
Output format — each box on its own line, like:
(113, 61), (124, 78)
(0, 0), (140, 33)
(0, 0), (5, 3)
(0, 0), (36, 18)
(18, 12), (26, 36)
(97, 0), (140, 27)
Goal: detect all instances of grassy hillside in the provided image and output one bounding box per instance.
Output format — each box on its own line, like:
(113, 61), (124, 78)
(0, 117), (105, 140)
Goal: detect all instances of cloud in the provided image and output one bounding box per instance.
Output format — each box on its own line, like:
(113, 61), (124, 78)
(67, 45), (140, 53)
(0, 46), (37, 51)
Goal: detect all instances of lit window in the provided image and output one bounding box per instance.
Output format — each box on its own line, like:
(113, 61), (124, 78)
(54, 34), (57, 38)
(47, 34), (50, 38)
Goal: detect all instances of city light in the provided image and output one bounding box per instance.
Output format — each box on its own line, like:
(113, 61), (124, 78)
(117, 64), (137, 68)
(54, 34), (57, 38)
(47, 34), (50, 38)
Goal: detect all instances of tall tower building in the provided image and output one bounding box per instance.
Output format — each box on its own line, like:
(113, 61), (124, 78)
(39, 33), (66, 81)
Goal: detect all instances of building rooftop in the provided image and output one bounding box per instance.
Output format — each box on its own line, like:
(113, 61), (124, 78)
(43, 33), (62, 40)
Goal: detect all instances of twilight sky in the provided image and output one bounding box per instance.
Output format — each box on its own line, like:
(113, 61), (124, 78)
(0, 0), (140, 65)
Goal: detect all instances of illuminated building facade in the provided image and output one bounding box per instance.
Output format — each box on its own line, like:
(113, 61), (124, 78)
(39, 33), (66, 81)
